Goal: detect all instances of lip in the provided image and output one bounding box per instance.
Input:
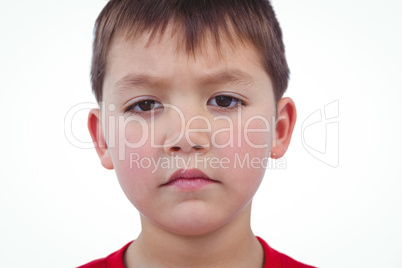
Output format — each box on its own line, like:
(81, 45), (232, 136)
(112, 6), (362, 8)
(161, 169), (219, 191)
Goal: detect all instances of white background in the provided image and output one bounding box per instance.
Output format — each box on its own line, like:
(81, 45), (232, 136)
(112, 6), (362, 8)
(1, 0), (401, 267)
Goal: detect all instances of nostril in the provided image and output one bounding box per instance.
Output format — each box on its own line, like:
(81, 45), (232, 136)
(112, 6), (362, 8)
(193, 145), (203, 150)
(170, 146), (181, 152)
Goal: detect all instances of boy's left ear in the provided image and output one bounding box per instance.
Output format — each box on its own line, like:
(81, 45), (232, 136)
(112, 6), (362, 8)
(270, 97), (297, 159)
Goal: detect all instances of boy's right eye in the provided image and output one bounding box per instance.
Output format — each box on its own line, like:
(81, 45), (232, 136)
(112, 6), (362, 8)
(126, 99), (163, 113)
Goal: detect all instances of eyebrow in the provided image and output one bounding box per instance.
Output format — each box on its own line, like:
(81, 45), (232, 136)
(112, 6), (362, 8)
(113, 68), (254, 95)
(113, 73), (170, 95)
(200, 69), (254, 88)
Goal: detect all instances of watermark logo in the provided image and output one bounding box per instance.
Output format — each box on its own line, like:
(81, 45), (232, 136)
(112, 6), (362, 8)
(64, 102), (276, 154)
(129, 152), (287, 173)
(64, 102), (97, 149)
(301, 100), (339, 168)
(64, 100), (340, 168)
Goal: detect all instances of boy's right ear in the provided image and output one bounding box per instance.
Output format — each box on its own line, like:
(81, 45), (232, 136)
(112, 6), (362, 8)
(88, 109), (114, 170)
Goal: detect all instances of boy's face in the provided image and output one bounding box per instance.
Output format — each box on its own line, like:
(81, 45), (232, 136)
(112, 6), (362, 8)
(89, 31), (295, 235)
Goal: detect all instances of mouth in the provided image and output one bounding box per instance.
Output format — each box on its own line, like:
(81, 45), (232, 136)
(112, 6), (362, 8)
(161, 169), (219, 190)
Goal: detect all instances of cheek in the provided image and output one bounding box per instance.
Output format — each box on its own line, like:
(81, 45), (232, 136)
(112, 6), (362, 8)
(215, 113), (273, 156)
(121, 117), (150, 146)
(103, 114), (149, 154)
(111, 149), (151, 206)
(210, 111), (274, 149)
(220, 145), (268, 185)
(213, 115), (273, 194)
(108, 120), (159, 206)
(242, 115), (273, 151)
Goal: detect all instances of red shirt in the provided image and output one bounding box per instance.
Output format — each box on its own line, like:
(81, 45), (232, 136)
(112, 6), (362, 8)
(77, 237), (315, 268)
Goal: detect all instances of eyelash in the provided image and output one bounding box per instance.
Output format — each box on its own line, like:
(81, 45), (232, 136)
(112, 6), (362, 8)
(124, 99), (162, 115)
(125, 95), (246, 114)
(207, 95), (246, 110)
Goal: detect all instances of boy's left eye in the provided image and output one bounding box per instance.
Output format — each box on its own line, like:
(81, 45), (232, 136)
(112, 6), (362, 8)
(208, 95), (244, 108)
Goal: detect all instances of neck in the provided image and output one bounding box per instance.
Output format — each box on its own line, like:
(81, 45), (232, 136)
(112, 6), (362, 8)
(125, 203), (264, 268)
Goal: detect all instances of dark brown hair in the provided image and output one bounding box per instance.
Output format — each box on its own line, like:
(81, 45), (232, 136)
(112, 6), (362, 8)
(91, 0), (289, 103)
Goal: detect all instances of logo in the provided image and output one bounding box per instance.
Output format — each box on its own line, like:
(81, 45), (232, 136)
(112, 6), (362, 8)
(301, 100), (339, 167)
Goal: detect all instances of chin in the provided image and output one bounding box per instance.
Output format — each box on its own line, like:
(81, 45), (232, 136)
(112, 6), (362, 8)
(162, 219), (225, 237)
(156, 205), (234, 237)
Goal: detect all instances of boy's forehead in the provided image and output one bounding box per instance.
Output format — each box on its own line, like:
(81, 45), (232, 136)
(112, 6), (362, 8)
(102, 25), (273, 102)
(107, 26), (260, 69)
(105, 34), (266, 94)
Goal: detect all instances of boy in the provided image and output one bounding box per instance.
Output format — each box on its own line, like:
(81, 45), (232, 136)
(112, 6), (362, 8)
(81, 0), (315, 267)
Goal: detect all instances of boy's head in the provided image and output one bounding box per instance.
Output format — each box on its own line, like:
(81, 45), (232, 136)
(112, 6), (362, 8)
(91, 0), (289, 105)
(88, 0), (296, 236)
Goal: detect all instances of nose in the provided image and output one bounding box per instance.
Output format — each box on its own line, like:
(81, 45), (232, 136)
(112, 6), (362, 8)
(162, 105), (211, 155)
